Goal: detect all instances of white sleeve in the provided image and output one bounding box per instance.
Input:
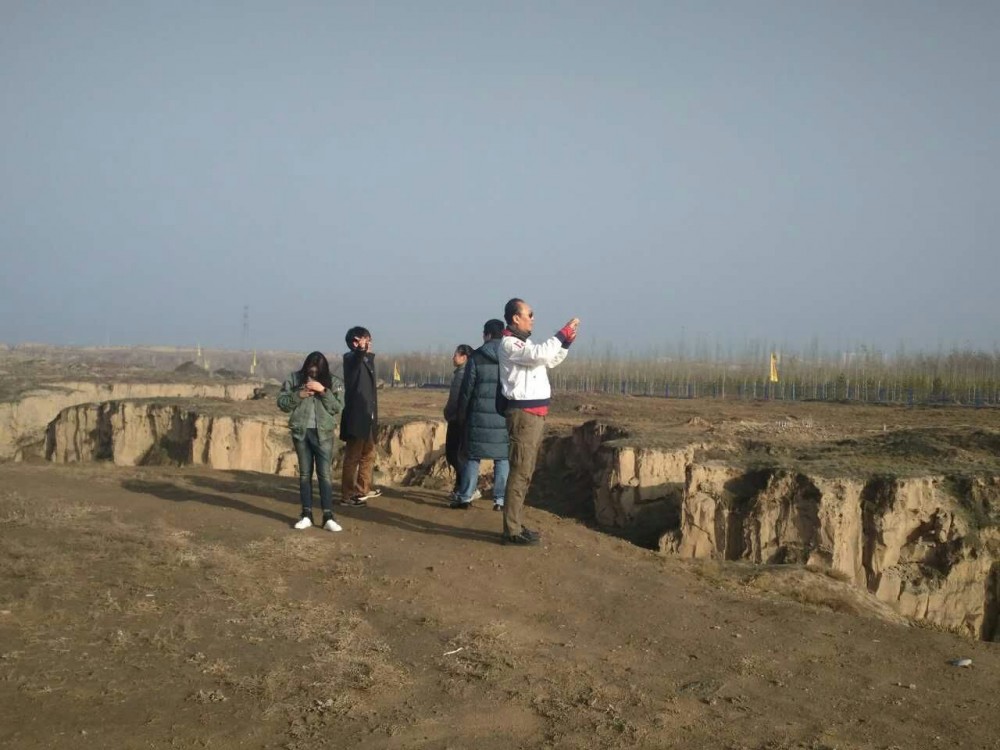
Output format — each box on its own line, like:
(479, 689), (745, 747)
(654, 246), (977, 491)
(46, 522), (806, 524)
(546, 347), (569, 369)
(503, 335), (567, 367)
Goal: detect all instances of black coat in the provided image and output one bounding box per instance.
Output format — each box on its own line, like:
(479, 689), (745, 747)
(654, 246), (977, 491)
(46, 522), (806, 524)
(457, 339), (509, 460)
(340, 350), (378, 440)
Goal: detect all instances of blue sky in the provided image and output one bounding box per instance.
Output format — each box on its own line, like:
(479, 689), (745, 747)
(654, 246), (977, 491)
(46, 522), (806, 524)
(2, 1), (998, 356)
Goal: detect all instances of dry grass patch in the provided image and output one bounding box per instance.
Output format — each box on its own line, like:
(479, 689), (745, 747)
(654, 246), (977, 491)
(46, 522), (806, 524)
(439, 621), (518, 682)
(307, 609), (408, 693)
(197, 542), (289, 604)
(0, 488), (409, 748)
(0, 491), (30, 525)
(528, 668), (650, 749)
(0, 490), (112, 526)
(687, 559), (906, 626)
(741, 566), (907, 625)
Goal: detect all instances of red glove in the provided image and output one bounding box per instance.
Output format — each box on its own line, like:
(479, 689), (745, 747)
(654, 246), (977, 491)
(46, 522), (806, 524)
(557, 324), (577, 345)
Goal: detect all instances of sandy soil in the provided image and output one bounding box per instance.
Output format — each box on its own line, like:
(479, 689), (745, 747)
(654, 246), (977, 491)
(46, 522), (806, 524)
(2, 441), (999, 749)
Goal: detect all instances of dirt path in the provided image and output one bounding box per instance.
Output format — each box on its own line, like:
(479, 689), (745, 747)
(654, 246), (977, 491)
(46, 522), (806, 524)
(2, 462), (998, 749)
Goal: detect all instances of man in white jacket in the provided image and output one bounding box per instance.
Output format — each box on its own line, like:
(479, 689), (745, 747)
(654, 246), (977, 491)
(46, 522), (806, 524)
(498, 297), (579, 545)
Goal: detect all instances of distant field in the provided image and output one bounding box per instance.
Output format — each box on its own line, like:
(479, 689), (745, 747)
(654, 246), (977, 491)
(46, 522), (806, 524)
(6, 343), (1000, 407)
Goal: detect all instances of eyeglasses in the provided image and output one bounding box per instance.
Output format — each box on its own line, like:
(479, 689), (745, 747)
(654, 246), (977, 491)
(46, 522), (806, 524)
(518, 311), (534, 319)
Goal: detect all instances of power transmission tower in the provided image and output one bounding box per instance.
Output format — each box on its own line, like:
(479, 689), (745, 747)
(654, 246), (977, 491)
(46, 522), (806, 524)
(242, 305), (250, 350)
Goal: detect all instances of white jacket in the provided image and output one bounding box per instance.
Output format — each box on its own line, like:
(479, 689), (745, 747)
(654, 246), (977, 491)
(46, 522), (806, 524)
(498, 333), (569, 406)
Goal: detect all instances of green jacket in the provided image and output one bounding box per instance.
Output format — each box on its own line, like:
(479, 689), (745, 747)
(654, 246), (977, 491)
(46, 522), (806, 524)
(277, 371), (344, 439)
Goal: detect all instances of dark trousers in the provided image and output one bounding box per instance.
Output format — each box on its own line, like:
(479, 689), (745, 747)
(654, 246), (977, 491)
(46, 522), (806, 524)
(293, 428), (334, 517)
(341, 437), (376, 499)
(445, 420), (465, 492)
(503, 409), (546, 537)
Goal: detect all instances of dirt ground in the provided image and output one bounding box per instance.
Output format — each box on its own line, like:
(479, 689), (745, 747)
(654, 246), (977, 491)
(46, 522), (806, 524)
(2, 388), (1000, 748)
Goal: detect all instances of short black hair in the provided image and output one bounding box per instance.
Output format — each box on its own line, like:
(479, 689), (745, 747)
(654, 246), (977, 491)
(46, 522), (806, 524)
(455, 344), (474, 358)
(345, 326), (371, 348)
(503, 298), (525, 326)
(483, 319), (504, 339)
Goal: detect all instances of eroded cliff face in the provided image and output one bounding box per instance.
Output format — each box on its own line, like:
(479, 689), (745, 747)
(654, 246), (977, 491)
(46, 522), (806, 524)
(534, 421), (703, 546)
(44, 400), (447, 485)
(591, 444), (694, 527)
(1, 381), (259, 460)
(375, 419), (446, 484)
(47, 401), (290, 472)
(656, 463), (1000, 640)
(24, 395), (1000, 641)
(529, 421), (1000, 641)
(662, 465), (868, 582)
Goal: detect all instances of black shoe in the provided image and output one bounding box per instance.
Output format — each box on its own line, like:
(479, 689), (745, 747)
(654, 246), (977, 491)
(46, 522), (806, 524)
(521, 528), (541, 541)
(348, 495), (368, 507)
(359, 488), (382, 500)
(492, 503), (502, 512)
(502, 531), (540, 546)
(449, 499), (471, 509)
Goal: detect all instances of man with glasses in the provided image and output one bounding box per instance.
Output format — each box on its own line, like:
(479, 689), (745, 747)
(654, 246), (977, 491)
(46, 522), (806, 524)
(498, 298), (580, 546)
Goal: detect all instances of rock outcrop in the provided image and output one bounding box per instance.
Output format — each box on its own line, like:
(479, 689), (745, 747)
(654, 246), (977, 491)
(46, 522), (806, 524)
(26, 393), (1000, 642)
(591, 443), (695, 530)
(44, 400), (447, 485)
(663, 464), (868, 579)
(531, 421), (1000, 641)
(375, 419), (446, 484)
(47, 401), (291, 472)
(0, 381), (258, 461)
(536, 421), (702, 545)
(658, 463), (1000, 640)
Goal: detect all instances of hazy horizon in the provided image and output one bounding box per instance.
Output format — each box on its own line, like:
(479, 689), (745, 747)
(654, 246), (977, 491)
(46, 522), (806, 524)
(3, 2), (998, 355)
(5, 335), (998, 366)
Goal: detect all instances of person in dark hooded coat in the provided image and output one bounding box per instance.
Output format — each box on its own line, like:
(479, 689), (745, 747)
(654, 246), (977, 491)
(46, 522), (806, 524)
(340, 326), (381, 506)
(444, 344), (474, 500)
(451, 319), (509, 510)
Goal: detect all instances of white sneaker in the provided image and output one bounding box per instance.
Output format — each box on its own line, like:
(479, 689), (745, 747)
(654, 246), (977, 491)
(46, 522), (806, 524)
(470, 490), (482, 501)
(293, 516), (313, 530)
(322, 519), (342, 532)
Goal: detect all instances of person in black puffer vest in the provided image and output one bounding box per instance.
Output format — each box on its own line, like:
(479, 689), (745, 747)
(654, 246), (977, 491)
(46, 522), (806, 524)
(451, 319), (509, 510)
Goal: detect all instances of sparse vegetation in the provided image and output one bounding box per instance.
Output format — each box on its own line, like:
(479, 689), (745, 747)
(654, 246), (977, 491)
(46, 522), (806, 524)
(388, 343), (1000, 407)
(5, 349), (1000, 748)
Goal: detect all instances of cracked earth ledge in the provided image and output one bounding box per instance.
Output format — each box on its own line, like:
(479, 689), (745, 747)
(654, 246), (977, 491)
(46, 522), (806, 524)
(5, 383), (999, 642)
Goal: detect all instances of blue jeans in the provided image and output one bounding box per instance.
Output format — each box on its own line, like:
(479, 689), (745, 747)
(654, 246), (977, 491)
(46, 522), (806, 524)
(457, 458), (509, 505)
(293, 429), (334, 517)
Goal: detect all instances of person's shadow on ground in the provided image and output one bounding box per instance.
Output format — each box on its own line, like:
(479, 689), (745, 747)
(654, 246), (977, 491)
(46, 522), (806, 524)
(120, 478), (292, 525)
(348, 498), (499, 544)
(122, 474), (501, 542)
(186, 471), (299, 503)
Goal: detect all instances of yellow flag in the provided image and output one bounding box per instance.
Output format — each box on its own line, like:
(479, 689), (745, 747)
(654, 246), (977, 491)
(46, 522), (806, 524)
(393, 361), (401, 383)
(769, 353), (779, 383)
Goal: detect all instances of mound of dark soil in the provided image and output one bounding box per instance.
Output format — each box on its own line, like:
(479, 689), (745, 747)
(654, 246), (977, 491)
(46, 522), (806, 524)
(173, 361), (208, 375)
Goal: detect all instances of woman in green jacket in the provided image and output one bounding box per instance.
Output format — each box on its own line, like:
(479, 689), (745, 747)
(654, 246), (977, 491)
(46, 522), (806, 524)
(277, 352), (344, 531)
